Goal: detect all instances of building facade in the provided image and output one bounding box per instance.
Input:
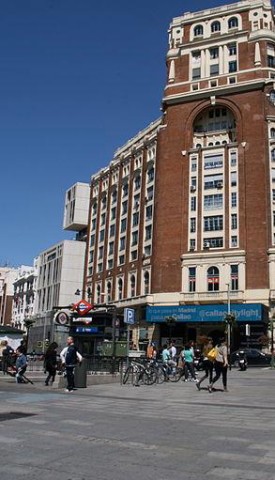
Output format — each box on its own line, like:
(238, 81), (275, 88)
(12, 263), (38, 330)
(0, 267), (18, 326)
(77, 0), (275, 352)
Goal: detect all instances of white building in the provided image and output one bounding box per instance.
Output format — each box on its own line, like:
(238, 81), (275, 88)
(12, 262), (38, 330)
(30, 240), (86, 350)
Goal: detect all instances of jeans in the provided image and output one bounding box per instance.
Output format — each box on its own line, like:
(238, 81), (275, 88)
(185, 361), (196, 380)
(66, 366), (75, 391)
(211, 361), (228, 388)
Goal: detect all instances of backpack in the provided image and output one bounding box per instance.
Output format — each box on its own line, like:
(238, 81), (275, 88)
(207, 347), (218, 362)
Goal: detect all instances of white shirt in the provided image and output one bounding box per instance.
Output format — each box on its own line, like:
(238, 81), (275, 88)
(60, 346), (83, 365)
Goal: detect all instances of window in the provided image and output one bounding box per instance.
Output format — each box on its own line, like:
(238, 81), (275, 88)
(96, 284), (101, 303)
(101, 213), (106, 226)
(231, 192), (237, 207)
(111, 207), (116, 220)
(231, 171), (237, 187)
(122, 201), (128, 215)
(108, 259), (113, 269)
(211, 21), (221, 33)
(144, 271), (150, 294)
(228, 17), (238, 29)
(107, 281), (112, 302)
(97, 263), (103, 273)
(118, 278), (123, 300)
(231, 265), (239, 291)
(271, 149), (275, 161)
(204, 237), (223, 248)
(111, 190), (117, 204)
(210, 47), (219, 59)
(231, 213), (237, 229)
(191, 158), (197, 172)
(271, 128), (275, 138)
(132, 212), (139, 227)
(273, 189), (275, 202)
(194, 24), (203, 36)
(191, 197), (197, 212)
(204, 215), (223, 231)
(204, 194), (223, 210)
(204, 154), (223, 169)
(89, 250), (94, 263)
(228, 43), (237, 56)
(144, 245), (151, 256)
(119, 237), (126, 251)
(210, 64), (219, 76)
(131, 250), (138, 261)
(109, 224), (115, 237)
(189, 267), (196, 292)
(190, 218), (196, 233)
(120, 218), (127, 233)
(119, 255), (125, 266)
(101, 196), (107, 210)
(230, 151), (237, 166)
(192, 68), (201, 80)
(204, 173), (223, 189)
(130, 275), (136, 297)
(147, 167), (154, 182)
(147, 186), (154, 201)
(92, 203), (97, 216)
(132, 231), (138, 246)
(122, 183), (128, 197)
(90, 234), (95, 247)
(145, 225), (152, 241)
(98, 246), (104, 259)
(99, 230), (105, 242)
(109, 241), (114, 255)
(91, 218), (96, 230)
(207, 266), (219, 291)
(231, 235), (238, 247)
(134, 175), (141, 190)
(229, 61), (237, 73)
(146, 205), (153, 220)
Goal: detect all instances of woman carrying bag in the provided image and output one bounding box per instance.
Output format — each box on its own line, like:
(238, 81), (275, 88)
(208, 337), (228, 393)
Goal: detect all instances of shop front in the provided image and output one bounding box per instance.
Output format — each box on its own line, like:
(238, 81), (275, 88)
(146, 303), (268, 351)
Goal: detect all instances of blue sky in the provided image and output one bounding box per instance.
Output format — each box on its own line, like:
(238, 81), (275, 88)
(1, 0), (236, 266)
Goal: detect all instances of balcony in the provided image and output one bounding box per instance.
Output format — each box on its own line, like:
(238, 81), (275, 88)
(181, 289), (244, 304)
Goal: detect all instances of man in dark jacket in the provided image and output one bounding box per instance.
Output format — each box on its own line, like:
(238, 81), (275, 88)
(60, 337), (82, 392)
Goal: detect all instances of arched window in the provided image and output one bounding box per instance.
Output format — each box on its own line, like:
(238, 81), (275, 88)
(96, 284), (101, 303)
(118, 278), (123, 300)
(228, 17), (238, 29)
(107, 281), (112, 303)
(144, 271), (150, 295)
(130, 275), (136, 297)
(207, 266), (219, 291)
(211, 21), (221, 33)
(194, 24), (203, 37)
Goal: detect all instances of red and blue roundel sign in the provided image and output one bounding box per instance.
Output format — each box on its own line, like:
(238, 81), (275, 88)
(72, 299), (94, 316)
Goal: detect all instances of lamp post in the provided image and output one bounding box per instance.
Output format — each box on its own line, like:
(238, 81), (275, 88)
(225, 283), (235, 370)
(74, 288), (92, 299)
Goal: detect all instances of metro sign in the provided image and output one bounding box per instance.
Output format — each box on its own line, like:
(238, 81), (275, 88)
(72, 299), (94, 316)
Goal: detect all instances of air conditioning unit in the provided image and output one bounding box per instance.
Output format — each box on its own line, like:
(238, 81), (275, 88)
(217, 182), (223, 189)
(203, 241), (210, 249)
(190, 185), (196, 192)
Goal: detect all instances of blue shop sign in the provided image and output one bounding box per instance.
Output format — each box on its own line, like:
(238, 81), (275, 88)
(74, 326), (99, 334)
(146, 304), (265, 323)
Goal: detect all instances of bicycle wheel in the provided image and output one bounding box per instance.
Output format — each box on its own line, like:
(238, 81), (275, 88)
(156, 366), (165, 384)
(144, 367), (157, 385)
(122, 366), (133, 384)
(167, 367), (182, 382)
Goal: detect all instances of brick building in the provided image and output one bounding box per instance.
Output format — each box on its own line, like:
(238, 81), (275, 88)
(71, 0), (275, 353)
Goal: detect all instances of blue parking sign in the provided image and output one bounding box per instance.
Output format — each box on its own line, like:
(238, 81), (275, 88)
(124, 308), (135, 324)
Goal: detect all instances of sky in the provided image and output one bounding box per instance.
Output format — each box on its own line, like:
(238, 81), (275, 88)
(0, 0), (237, 267)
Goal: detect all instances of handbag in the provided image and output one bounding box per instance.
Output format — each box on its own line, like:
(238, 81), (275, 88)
(206, 347), (218, 362)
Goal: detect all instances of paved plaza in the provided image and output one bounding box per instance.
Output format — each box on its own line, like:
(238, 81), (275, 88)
(0, 367), (275, 480)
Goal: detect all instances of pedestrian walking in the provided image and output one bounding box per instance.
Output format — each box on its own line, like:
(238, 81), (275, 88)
(44, 342), (58, 386)
(196, 338), (214, 391)
(183, 343), (198, 382)
(60, 337), (83, 393)
(1, 340), (14, 375)
(208, 337), (228, 393)
(15, 346), (28, 383)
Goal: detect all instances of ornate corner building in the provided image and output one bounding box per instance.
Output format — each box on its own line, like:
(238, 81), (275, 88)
(73, 0), (275, 351)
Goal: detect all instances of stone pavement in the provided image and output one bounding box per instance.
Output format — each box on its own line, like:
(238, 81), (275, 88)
(0, 367), (275, 480)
